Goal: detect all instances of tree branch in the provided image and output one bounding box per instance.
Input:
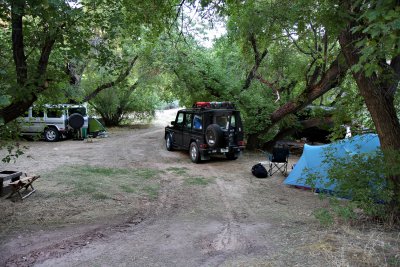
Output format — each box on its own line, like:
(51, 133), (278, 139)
(285, 29), (314, 57)
(243, 34), (268, 90)
(269, 53), (348, 126)
(83, 55), (139, 102)
(255, 74), (281, 102)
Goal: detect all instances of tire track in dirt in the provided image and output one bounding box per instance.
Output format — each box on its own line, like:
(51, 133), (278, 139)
(196, 162), (277, 266)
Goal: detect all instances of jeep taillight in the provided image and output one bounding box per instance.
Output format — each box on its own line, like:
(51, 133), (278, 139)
(238, 141), (245, 146)
(199, 144), (208, 149)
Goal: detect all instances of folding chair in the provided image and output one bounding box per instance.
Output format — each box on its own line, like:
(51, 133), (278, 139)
(268, 146), (289, 176)
(7, 174), (40, 200)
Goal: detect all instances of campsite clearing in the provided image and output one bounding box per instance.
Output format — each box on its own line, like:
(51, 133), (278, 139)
(0, 109), (398, 266)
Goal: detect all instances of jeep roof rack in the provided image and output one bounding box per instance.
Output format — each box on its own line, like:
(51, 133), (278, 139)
(193, 101), (236, 109)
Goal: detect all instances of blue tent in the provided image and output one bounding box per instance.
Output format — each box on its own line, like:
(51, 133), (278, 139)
(283, 134), (380, 191)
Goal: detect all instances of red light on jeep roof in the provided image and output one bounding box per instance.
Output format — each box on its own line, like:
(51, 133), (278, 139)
(195, 102), (211, 108)
(193, 102), (235, 109)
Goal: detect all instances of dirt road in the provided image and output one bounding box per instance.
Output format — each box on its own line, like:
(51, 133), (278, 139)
(1, 109), (398, 266)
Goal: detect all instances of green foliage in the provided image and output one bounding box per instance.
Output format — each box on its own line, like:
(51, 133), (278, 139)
(306, 146), (400, 224)
(351, 0), (400, 77)
(314, 208), (334, 226)
(238, 85), (276, 135)
(0, 121), (27, 163)
(90, 84), (160, 126)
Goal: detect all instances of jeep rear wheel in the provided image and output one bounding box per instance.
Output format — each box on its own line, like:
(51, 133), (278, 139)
(205, 124), (223, 148)
(190, 142), (201, 163)
(44, 128), (59, 142)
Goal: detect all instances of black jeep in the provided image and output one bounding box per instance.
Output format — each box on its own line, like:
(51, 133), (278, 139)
(165, 102), (245, 163)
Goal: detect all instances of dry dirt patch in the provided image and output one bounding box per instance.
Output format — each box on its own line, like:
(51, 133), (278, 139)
(0, 109), (399, 266)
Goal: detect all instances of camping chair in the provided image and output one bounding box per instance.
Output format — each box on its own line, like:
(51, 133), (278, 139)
(7, 174), (40, 200)
(268, 146), (290, 176)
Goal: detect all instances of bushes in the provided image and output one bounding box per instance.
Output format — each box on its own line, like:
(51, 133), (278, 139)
(307, 148), (400, 225)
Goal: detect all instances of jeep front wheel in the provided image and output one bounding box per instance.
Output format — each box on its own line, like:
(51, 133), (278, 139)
(190, 142), (201, 163)
(166, 134), (174, 151)
(44, 128), (60, 142)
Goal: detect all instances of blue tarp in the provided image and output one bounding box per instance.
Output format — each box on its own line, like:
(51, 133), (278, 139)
(283, 134), (380, 191)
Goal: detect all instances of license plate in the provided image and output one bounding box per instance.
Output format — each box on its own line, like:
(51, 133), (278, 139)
(220, 148), (228, 153)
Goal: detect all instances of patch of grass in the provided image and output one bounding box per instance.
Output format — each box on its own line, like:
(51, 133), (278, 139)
(134, 168), (159, 179)
(388, 256), (400, 266)
(45, 165), (161, 200)
(120, 185), (136, 193)
(143, 185), (159, 200)
(166, 167), (188, 176)
(92, 192), (109, 200)
(77, 166), (130, 176)
(185, 177), (211, 186)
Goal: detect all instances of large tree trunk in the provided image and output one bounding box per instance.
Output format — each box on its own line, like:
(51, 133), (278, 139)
(246, 54), (348, 149)
(11, 0), (27, 87)
(0, 2), (56, 124)
(339, 28), (400, 209)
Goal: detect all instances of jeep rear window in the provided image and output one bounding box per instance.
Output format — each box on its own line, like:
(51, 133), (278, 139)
(216, 115), (229, 129)
(68, 107), (87, 116)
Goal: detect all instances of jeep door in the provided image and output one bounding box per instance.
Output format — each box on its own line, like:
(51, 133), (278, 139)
(172, 112), (185, 147)
(30, 107), (46, 133)
(46, 108), (66, 131)
(182, 113), (193, 149)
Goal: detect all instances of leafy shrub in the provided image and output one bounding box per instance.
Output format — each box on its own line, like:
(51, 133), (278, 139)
(306, 147), (400, 225)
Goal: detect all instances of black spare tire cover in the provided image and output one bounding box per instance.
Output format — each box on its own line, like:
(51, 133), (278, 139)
(68, 113), (84, 129)
(205, 124), (223, 148)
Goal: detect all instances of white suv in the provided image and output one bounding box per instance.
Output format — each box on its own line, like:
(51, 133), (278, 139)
(19, 104), (89, 142)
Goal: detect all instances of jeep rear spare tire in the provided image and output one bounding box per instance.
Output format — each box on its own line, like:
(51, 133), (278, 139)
(68, 113), (84, 129)
(205, 124), (223, 148)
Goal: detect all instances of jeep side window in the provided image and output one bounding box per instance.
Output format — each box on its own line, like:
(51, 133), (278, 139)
(176, 112), (184, 126)
(47, 108), (64, 118)
(230, 115), (236, 128)
(32, 108), (44, 118)
(193, 115), (202, 130)
(184, 113), (193, 129)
